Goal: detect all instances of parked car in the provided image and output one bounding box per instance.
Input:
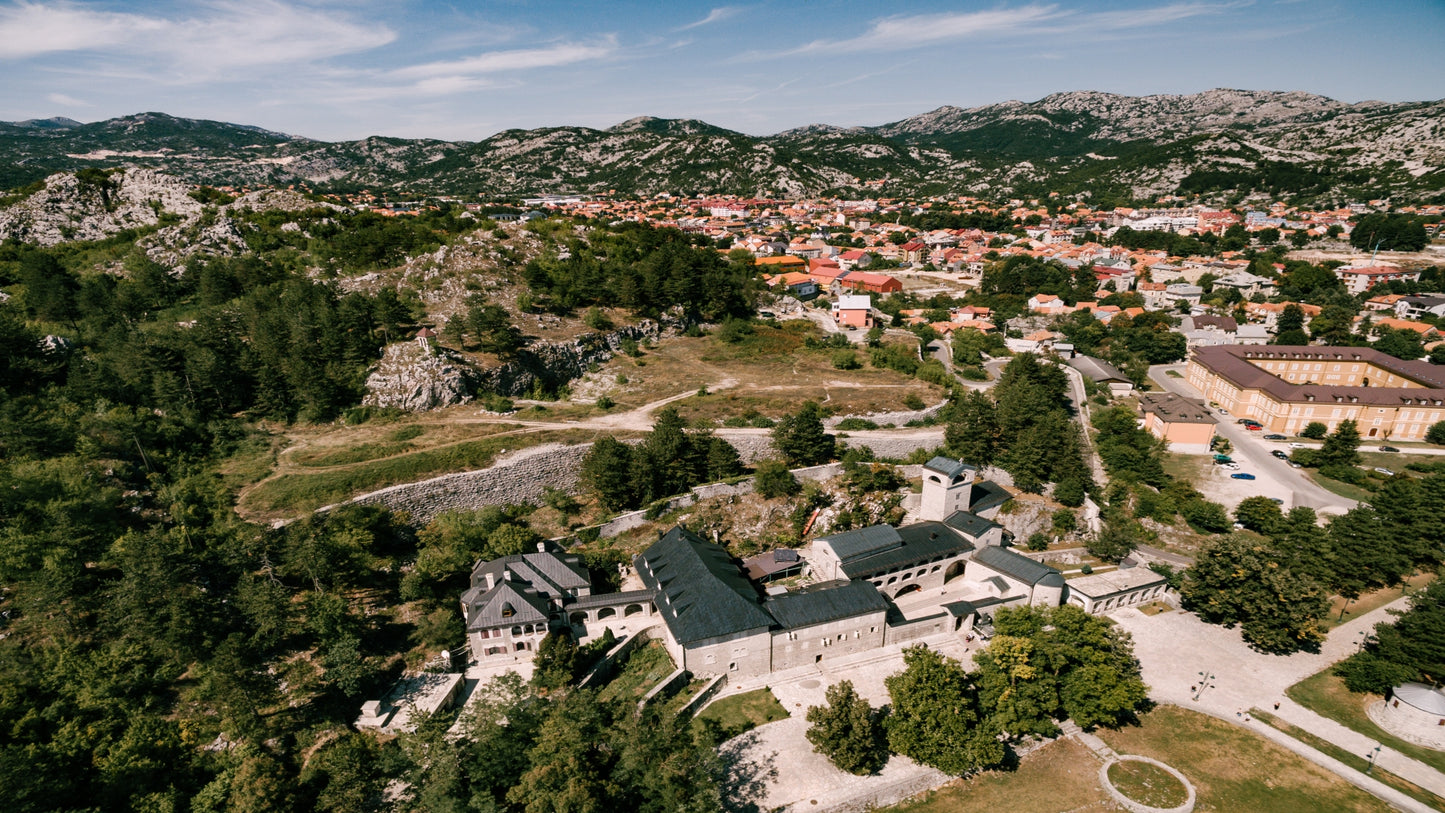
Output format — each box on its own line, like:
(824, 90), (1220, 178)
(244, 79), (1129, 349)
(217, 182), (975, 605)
(1213, 454), (1233, 463)
(1221, 462), (1240, 470)
(1230, 473), (1256, 480)
(1289, 442), (1306, 449)
(1375, 468), (1396, 476)
(1379, 446), (1400, 453)
(1271, 450), (1290, 460)
(1245, 424), (1263, 431)
(1236, 418), (1262, 427)
(1263, 433), (1286, 441)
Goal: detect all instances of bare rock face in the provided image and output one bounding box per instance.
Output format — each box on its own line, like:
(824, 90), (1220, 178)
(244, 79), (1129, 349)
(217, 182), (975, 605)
(362, 340), (479, 411)
(0, 168), (202, 246)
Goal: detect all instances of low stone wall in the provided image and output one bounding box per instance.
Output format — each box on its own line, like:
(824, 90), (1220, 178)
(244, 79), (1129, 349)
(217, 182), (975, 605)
(577, 628), (653, 690)
(824, 400), (948, 429)
(638, 667), (692, 712)
(679, 673), (729, 719)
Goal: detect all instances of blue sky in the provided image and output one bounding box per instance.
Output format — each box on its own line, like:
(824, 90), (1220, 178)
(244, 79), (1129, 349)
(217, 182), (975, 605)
(1, 0), (1442, 141)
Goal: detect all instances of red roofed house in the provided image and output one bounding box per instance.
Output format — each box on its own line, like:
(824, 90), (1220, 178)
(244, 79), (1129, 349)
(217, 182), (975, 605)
(836, 249), (872, 271)
(1335, 264), (1420, 295)
(900, 240), (929, 264)
(839, 272), (903, 294)
(1028, 294), (1068, 315)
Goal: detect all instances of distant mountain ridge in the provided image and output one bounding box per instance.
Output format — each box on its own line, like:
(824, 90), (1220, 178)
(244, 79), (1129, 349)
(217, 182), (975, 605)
(2, 89), (1442, 202)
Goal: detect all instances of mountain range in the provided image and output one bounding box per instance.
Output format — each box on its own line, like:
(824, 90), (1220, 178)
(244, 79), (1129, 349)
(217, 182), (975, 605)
(2, 89), (1442, 203)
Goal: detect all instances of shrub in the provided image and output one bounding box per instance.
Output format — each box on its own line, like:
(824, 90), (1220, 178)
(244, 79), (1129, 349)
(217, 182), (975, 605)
(1080, 564), (1094, 575)
(754, 459), (801, 498)
(1026, 532), (1050, 552)
(957, 365), (988, 381)
(835, 418), (879, 431)
(583, 307), (612, 331)
(1180, 499), (1232, 534)
(1300, 421), (1328, 439)
(595, 395), (614, 410)
(1427, 420), (1445, 445)
(831, 350), (862, 370)
(481, 393), (515, 413)
(902, 393), (926, 410)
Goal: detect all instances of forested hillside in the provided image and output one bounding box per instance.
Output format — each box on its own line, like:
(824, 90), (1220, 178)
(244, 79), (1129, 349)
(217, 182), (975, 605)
(0, 195), (757, 810)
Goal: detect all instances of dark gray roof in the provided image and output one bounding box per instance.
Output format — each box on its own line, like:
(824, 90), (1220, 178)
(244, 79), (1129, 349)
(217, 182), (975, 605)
(743, 549), (805, 581)
(969, 479), (1013, 515)
(820, 525), (903, 563)
(971, 546), (1065, 587)
(942, 599), (979, 617)
(468, 541), (589, 601)
(924, 456), (975, 480)
(836, 521), (972, 579)
(943, 510), (1001, 539)
(636, 526), (774, 644)
(1138, 392), (1216, 424)
(464, 581), (551, 631)
(568, 589), (657, 610)
(1068, 355), (1131, 384)
(765, 581), (887, 630)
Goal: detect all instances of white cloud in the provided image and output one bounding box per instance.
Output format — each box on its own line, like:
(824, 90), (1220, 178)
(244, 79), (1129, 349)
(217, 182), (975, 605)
(1087, 1), (1251, 30)
(791, 5), (1067, 53)
(0, 1), (395, 72)
(391, 40), (616, 81)
(45, 91), (88, 106)
(676, 7), (739, 32)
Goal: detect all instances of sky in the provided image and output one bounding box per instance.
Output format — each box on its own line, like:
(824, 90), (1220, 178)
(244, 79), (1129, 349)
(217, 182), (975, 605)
(1, 0), (1443, 142)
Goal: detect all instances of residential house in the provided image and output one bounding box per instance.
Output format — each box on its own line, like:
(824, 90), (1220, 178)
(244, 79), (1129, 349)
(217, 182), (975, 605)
(1180, 315), (1238, 348)
(1137, 391), (1217, 453)
(838, 272), (903, 294)
(1335, 264), (1421, 295)
(1028, 294), (1069, 315)
(1067, 355), (1135, 396)
(833, 294), (873, 329)
(1212, 271), (1275, 298)
(900, 240), (929, 264)
(1398, 295), (1445, 320)
(836, 249), (872, 271)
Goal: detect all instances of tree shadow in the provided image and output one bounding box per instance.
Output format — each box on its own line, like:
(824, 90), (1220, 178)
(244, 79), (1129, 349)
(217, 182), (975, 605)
(715, 731), (778, 813)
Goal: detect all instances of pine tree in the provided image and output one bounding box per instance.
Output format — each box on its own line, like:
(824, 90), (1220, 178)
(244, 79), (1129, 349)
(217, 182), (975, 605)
(772, 401), (835, 467)
(804, 680), (888, 775)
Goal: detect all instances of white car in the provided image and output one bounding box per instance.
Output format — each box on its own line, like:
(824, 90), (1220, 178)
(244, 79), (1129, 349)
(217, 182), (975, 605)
(1288, 442), (1306, 449)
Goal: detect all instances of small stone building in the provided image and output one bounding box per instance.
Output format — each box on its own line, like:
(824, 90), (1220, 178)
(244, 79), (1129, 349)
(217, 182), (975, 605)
(1377, 683), (1445, 750)
(1063, 567), (1170, 613)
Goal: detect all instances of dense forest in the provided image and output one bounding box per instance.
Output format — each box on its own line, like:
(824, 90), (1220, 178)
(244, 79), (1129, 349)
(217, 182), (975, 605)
(0, 209), (766, 811)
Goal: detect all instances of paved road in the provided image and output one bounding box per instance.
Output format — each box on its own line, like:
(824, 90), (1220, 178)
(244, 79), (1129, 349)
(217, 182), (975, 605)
(1148, 364), (1356, 515)
(1112, 600), (1445, 811)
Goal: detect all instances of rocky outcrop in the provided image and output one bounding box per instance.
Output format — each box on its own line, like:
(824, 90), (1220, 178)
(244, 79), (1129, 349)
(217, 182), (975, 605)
(473, 319), (673, 398)
(362, 340), (479, 411)
(0, 168), (202, 246)
(363, 319), (681, 411)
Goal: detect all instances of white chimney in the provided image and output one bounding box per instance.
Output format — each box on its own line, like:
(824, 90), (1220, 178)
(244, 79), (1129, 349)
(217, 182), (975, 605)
(484, 572), (495, 590)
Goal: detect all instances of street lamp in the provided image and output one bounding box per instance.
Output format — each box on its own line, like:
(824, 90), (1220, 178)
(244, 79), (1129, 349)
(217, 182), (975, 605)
(1365, 744), (1382, 775)
(1357, 631), (1371, 653)
(1193, 671), (1216, 702)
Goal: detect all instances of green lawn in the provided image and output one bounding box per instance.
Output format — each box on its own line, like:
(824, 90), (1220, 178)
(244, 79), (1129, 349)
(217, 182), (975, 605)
(1251, 708), (1445, 811)
(694, 688), (788, 737)
(892, 705), (1390, 813)
(888, 737), (1110, 813)
(1286, 668), (1445, 775)
(1108, 759), (1189, 808)
(596, 640), (676, 704)
(1097, 705), (1393, 812)
(1323, 572), (1435, 630)
(1307, 471), (1376, 503)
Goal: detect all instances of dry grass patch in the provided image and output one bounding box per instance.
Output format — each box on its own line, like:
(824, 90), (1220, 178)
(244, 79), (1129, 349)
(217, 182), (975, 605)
(1323, 572), (1434, 630)
(1108, 759), (1189, 808)
(574, 322), (942, 423)
(888, 737), (1110, 813)
(1097, 705), (1392, 812)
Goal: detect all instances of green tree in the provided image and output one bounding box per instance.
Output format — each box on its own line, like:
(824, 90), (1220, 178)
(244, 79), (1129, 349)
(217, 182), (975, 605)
(1318, 419), (1361, 470)
(772, 401), (835, 467)
(1428, 421), (1445, 445)
(884, 646), (1004, 776)
(1300, 421), (1328, 439)
(1234, 496), (1283, 534)
(532, 630), (581, 690)
(754, 458), (801, 498)
(1182, 535), (1329, 654)
(804, 680), (889, 775)
(1374, 327), (1424, 360)
(468, 303), (526, 356)
(943, 390), (999, 468)
(581, 435), (637, 511)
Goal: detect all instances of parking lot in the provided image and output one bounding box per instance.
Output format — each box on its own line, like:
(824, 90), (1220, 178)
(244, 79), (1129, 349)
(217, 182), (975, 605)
(1149, 367), (1357, 515)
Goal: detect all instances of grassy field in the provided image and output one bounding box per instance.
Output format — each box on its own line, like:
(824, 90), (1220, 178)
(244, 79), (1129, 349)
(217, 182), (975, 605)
(1161, 452), (1211, 484)
(894, 705), (1391, 813)
(1251, 709), (1445, 811)
(695, 688), (789, 736)
(889, 737), (1110, 813)
(573, 321), (943, 424)
(1323, 572), (1435, 630)
(1096, 705), (1394, 812)
(1308, 471), (1377, 503)
(596, 640), (676, 704)
(1286, 668), (1445, 775)
(238, 428), (603, 519)
(1108, 759), (1189, 808)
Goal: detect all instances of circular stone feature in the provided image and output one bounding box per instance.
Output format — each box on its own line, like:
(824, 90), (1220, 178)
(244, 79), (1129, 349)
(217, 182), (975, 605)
(799, 679), (821, 689)
(1099, 755), (1196, 813)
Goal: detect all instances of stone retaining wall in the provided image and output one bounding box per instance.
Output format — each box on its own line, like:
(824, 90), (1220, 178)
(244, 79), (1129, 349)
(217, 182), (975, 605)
(337, 431), (942, 526)
(824, 399), (948, 429)
(638, 667), (692, 713)
(678, 674), (729, 719)
(577, 629), (653, 690)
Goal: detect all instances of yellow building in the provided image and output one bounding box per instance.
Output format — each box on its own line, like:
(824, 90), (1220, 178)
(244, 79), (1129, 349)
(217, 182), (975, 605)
(1138, 392), (1217, 453)
(1186, 345), (1445, 440)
